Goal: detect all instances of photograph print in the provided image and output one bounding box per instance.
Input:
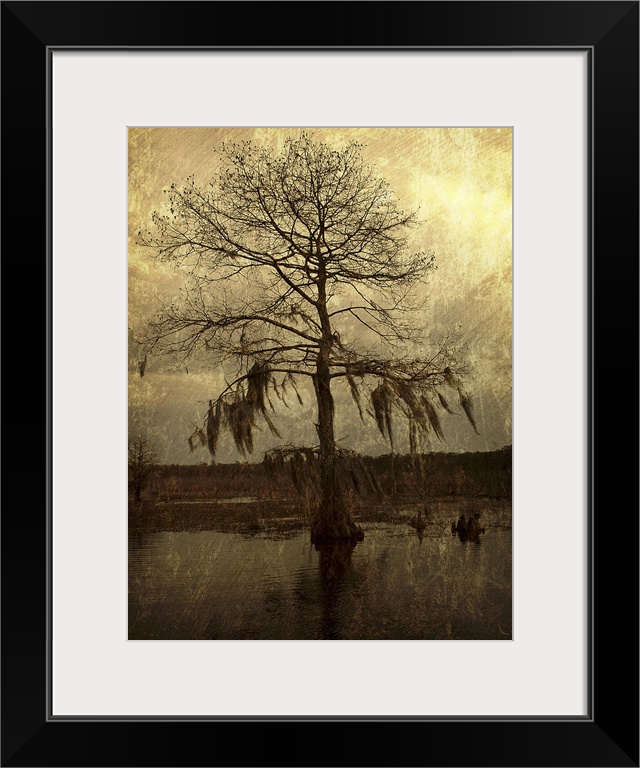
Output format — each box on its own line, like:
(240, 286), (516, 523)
(128, 127), (512, 641)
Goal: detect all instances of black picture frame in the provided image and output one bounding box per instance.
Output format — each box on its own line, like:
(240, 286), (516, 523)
(2, 2), (638, 766)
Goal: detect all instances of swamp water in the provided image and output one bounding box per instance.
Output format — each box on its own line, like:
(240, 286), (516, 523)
(129, 502), (511, 640)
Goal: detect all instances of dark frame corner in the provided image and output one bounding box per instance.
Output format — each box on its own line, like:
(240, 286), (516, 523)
(2, 2), (637, 766)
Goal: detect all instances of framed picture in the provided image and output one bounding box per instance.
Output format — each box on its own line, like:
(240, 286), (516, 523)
(3, 2), (637, 766)
(127, 123), (515, 646)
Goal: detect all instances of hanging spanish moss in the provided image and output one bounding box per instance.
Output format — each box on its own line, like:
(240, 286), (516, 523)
(226, 399), (255, 457)
(185, 354), (479, 467)
(394, 380), (430, 435)
(361, 372), (478, 454)
(289, 450), (311, 493)
(335, 448), (382, 497)
(421, 396), (445, 441)
(370, 381), (394, 448)
(206, 399), (222, 458)
(287, 373), (304, 406)
(458, 388), (479, 434)
(437, 391), (456, 414)
(263, 445), (382, 500)
(264, 446), (319, 494)
(187, 361), (295, 462)
(345, 369), (365, 422)
(271, 376), (290, 408)
(262, 409), (282, 439)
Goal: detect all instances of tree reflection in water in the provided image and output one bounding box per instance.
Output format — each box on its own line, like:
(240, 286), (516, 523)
(316, 540), (358, 639)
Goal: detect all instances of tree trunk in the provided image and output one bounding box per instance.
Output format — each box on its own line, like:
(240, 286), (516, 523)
(311, 364), (363, 544)
(317, 538), (358, 638)
(311, 268), (364, 544)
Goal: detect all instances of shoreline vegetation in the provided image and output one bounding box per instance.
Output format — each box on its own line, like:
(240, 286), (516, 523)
(129, 446), (512, 536)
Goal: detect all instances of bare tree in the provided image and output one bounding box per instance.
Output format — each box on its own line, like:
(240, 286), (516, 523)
(128, 436), (157, 502)
(136, 133), (477, 542)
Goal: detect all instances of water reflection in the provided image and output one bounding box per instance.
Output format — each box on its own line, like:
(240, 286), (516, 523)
(452, 512), (485, 543)
(129, 505), (511, 640)
(316, 540), (357, 639)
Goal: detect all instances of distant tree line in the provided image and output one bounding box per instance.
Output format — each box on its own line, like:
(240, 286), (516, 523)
(136, 446), (512, 502)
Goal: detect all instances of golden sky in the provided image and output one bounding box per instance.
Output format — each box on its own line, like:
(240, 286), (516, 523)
(129, 127), (512, 463)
